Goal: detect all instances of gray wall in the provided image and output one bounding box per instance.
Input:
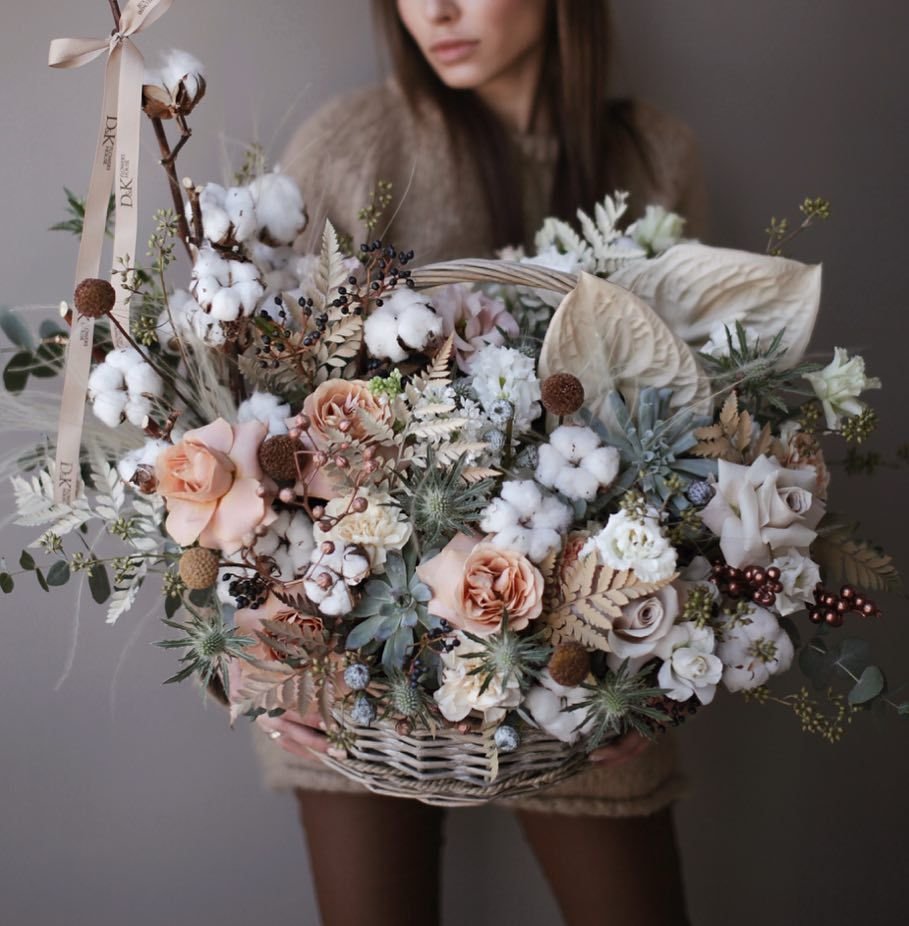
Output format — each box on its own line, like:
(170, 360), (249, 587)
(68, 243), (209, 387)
(2, 2), (907, 924)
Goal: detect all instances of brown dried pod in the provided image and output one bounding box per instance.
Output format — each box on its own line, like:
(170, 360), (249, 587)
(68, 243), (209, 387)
(541, 372), (585, 417)
(548, 641), (592, 687)
(73, 278), (116, 319)
(257, 434), (300, 483)
(178, 547), (220, 590)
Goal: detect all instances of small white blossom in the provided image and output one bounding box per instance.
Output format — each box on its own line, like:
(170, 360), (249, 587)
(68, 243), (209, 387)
(480, 480), (572, 562)
(535, 425), (620, 501)
(627, 204), (686, 255)
(470, 345), (541, 430)
(717, 607), (794, 692)
(771, 549), (822, 616)
(583, 508), (677, 583)
(803, 348), (881, 430)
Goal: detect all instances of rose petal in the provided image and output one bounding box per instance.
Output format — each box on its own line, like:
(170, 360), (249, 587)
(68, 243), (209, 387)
(184, 417), (234, 454)
(199, 477), (267, 551)
(164, 498), (217, 546)
(416, 533), (480, 626)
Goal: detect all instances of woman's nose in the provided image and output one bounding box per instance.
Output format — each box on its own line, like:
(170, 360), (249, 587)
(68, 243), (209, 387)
(424, 0), (460, 24)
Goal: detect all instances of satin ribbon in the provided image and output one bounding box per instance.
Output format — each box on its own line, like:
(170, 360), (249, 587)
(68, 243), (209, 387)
(48, 0), (173, 503)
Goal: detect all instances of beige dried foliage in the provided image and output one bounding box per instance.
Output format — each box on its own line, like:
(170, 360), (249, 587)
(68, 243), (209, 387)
(812, 522), (903, 594)
(539, 272), (711, 429)
(693, 392), (773, 463)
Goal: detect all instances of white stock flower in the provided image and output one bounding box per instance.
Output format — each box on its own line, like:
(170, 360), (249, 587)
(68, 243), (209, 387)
(323, 490), (412, 571)
(653, 623), (722, 704)
(582, 508), (677, 583)
(771, 549), (822, 616)
(803, 348), (881, 430)
(470, 345), (542, 429)
(535, 425), (620, 501)
(627, 204), (686, 255)
(524, 670), (592, 744)
(364, 289), (443, 362)
(479, 480), (572, 563)
(434, 634), (522, 724)
(700, 455), (825, 567)
(717, 606), (794, 692)
(237, 391), (290, 436)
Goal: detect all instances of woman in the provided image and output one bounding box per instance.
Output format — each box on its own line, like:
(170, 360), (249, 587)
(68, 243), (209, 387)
(250, 2), (704, 923)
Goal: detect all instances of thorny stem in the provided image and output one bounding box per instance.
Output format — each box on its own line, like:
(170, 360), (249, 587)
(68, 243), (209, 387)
(150, 118), (194, 261)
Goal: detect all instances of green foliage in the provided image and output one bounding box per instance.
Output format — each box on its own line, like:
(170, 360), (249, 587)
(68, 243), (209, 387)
(764, 196), (831, 256)
(463, 614), (552, 694)
(49, 187), (115, 237)
(1, 311), (68, 393)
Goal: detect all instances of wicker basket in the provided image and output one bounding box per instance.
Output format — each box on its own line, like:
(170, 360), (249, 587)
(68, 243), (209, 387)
(315, 258), (590, 807)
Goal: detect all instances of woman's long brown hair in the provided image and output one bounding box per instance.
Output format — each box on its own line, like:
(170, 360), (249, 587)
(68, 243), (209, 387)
(372, 0), (648, 249)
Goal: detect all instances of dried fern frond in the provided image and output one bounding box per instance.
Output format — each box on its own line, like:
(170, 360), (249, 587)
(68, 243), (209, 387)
(693, 392), (773, 463)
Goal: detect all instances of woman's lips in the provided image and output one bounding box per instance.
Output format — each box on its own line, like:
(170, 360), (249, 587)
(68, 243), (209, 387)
(429, 39), (479, 65)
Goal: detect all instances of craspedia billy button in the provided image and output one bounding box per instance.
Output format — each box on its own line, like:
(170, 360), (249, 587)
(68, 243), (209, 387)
(73, 278), (116, 319)
(178, 547), (220, 590)
(548, 641), (592, 687)
(541, 372), (585, 417)
(257, 434), (300, 483)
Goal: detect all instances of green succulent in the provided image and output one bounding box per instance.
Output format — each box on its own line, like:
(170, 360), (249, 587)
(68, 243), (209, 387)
(344, 543), (439, 671)
(396, 452), (497, 552)
(586, 387), (715, 513)
(573, 658), (669, 749)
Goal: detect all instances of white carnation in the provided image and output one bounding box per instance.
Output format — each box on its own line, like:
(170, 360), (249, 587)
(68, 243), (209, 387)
(583, 508), (677, 583)
(470, 345), (541, 429)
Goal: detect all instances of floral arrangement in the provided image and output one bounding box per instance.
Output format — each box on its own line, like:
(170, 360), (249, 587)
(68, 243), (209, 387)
(3, 27), (905, 800)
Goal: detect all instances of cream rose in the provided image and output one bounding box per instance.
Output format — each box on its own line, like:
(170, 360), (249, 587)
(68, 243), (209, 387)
(652, 623), (722, 705)
(323, 489), (411, 570)
(417, 534), (544, 636)
(433, 633), (522, 724)
(700, 455), (825, 568)
(607, 584), (680, 660)
(156, 418), (277, 553)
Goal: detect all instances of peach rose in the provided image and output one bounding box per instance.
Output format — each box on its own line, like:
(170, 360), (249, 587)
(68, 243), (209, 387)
(417, 534), (544, 636)
(156, 418), (277, 552)
(302, 379), (391, 447)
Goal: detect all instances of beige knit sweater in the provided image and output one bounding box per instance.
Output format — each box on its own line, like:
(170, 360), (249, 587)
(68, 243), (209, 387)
(248, 80), (707, 816)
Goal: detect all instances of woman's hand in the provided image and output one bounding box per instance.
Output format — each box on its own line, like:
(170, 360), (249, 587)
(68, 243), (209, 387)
(256, 708), (330, 757)
(588, 731), (651, 767)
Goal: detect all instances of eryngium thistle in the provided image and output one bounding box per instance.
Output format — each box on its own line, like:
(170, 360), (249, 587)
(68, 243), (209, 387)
(464, 614), (552, 694)
(398, 452), (497, 550)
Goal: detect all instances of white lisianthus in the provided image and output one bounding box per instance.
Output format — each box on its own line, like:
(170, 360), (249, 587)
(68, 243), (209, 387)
(535, 425), (621, 501)
(524, 670), (592, 744)
(627, 204), (686, 255)
(479, 480), (572, 563)
(470, 345), (542, 429)
(717, 607), (794, 691)
(364, 289), (443, 362)
(652, 623), (722, 704)
(582, 508), (677, 583)
(700, 455), (825, 568)
(803, 348), (881, 430)
(323, 490), (412, 571)
(771, 549), (822, 616)
(434, 634), (522, 724)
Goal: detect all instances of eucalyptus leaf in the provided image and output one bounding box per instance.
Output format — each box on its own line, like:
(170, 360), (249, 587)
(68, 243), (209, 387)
(848, 665), (885, 706)
(0, 572), (13, 593)
(39, 319), (67, 340)
(88, 563), (111, 604)
(46, 561), (71, 586)
(897, 702), (909, 717)
(4, 351), (33, 394)
(0, 307), (35, 351)
(164, 594), (182, 619)
(35, 568), (49, 592)
(19, 550), (35, 571)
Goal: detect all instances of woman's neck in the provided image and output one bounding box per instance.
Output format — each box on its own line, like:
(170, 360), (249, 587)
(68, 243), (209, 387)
(473, 42), (547, 135)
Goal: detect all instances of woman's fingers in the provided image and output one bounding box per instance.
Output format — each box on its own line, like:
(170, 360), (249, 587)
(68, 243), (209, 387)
(256, 713), (330, 756)
(588, 731), (651, 766)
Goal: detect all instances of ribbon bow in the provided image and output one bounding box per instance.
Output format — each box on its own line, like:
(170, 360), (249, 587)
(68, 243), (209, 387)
(48, 0), (172, 504)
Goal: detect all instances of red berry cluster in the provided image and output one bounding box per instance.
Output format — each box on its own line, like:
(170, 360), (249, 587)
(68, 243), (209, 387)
(808, 584), (880, 627)
(710, 563), (784, 608)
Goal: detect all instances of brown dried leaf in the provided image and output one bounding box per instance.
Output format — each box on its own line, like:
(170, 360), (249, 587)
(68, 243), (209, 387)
(812, 523), (903, 593)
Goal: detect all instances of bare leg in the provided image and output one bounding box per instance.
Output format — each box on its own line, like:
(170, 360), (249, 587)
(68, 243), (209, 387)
(517, 807), (690, 926)
(295, 789), (445, 926)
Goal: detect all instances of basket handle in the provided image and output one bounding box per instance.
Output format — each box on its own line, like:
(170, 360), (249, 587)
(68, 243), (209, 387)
(410, 258), (577, 296)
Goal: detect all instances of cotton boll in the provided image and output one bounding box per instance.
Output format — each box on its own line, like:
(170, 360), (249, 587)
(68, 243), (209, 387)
(209, 287), (242, 321)
(117, 439), (168, 484)
(228, 259), (261, 284)
(535, 444), (566, 489)
(237, 391), (290, 435)
(105, 348), (144, 373)
(87, 363), (124, 396)
(364, 310), (408, 362)
(197, 183), (231, 244)
(193, 245), (230, 282)
(125, 363), (163, 398)
(124, 395), (153, 428)
(92, 391), (128, 428)
(159, 49), (205, 98)
(549, 426), (601, 460)
(249, 172), (306, 245)
(397, 302), (443, 351)
(224, 186), (257, 242)
(232, 280), (265, 315)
